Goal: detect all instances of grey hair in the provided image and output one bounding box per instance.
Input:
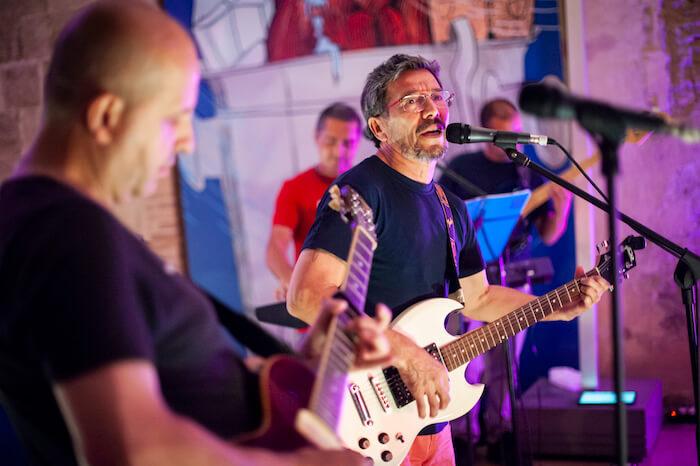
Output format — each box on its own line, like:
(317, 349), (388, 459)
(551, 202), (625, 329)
(360, 54), (442, 148)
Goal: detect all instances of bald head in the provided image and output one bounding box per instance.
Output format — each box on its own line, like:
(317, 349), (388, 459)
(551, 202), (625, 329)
(45, 0), (197, 124)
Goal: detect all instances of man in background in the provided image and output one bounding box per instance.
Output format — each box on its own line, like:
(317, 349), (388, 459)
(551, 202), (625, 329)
(267, 102), (362, 301)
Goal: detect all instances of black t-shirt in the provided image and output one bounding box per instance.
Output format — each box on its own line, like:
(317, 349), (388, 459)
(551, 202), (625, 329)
(439, 150), (553, 261)
(304, 155), (485, 317)
(0, 177), (261, 466)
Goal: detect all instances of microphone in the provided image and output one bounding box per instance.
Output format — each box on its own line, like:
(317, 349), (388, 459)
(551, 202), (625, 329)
(446, 123), (551, 146)
(519, 80), (700, 143)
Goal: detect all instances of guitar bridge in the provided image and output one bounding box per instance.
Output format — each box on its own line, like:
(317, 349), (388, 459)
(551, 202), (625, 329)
(348, 383), (373, 426)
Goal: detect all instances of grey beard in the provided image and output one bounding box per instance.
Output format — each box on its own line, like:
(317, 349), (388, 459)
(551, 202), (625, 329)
(401, 141), (448, 162)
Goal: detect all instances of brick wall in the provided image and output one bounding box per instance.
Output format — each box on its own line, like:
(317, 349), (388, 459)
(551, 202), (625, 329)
(0, 0), (187, 273)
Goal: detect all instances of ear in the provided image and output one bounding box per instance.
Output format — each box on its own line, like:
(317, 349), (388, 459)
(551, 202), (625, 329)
(85, 93), (125, 145)
(367, 116), (388, 144)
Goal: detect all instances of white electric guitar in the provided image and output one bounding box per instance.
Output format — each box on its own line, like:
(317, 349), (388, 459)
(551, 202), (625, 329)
(336, 235), (645, 465)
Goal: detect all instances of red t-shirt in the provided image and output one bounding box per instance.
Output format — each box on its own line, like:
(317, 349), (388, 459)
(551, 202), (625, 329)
(272, 167), (334, 258)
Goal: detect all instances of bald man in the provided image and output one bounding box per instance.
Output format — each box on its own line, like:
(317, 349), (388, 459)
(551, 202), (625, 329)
(0, 2), (388, 465)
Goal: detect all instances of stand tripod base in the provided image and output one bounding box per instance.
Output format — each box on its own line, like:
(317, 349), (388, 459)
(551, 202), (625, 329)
(518, 378), (663, 463)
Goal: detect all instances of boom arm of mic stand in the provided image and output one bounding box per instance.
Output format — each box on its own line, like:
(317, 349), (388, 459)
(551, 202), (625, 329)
(503, 148), (700, 270)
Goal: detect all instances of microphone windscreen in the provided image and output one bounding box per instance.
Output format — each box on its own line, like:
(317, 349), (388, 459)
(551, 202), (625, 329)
(446, 123), (465, 144)
(519, 80), (572, 119)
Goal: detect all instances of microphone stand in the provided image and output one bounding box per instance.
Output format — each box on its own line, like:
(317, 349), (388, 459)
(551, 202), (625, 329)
(503, 145), (700, 466)
(435, 161), (524, 465)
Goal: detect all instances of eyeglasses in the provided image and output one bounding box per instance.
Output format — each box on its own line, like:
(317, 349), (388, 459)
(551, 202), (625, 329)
(388, 90), (455, 113)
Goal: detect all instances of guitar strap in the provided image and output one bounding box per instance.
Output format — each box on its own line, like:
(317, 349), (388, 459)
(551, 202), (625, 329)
(434, 184), (464, 305)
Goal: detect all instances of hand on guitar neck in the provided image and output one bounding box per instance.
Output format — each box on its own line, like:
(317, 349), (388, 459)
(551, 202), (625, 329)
(299, 298), (393, 369)
(541, 265), (610, 321)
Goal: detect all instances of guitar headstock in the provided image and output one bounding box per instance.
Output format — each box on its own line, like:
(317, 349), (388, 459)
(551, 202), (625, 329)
(594, 235), (646, 285)
(328, 184), (377, 244)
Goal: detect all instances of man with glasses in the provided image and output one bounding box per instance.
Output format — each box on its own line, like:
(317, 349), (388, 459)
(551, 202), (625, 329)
(287, 54), (609, 465)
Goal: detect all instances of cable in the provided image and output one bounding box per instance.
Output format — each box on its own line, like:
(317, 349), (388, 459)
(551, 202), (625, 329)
(552, 139), (609, 203)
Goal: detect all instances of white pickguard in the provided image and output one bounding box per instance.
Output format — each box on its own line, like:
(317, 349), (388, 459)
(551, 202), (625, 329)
(336, 298), (485, 465)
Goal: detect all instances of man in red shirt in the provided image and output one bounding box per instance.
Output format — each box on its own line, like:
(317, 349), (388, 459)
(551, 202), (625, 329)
(266, 102), (362, 301)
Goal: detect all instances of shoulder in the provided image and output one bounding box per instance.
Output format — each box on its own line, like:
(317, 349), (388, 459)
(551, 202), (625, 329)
(333, 156), (384, 205)
(6, 178), (127, 251)
(280, 168), (313, 190)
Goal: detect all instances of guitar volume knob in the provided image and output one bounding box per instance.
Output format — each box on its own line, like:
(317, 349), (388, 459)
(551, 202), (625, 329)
(378, 432), (389, 444)
(358, 438), (370, 449)
(381, 451), (393, 462)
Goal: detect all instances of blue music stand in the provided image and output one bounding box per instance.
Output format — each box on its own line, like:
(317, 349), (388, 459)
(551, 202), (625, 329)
(465, 189), (532, 263)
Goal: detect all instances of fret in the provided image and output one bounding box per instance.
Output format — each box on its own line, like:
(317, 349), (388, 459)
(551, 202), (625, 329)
(556, 288), (566, 306)
(475, 331), (487, 354)
(529, 301), (538, 320)
(545, 294), (555, 314)
(354, 231), (374, 259)
(525, 305), (533, 325)
(494, 320), (506, 342)
(462, 339), (473, 363)
(522, 302), (531, 324)
(344, 277), (366, 299)
(467, 338), (479, 360)
(515, 311), (524, 332)
(537, 296), (552, 322)
(507, 312), (516, 336)
(484, 325), (497, 348)
(572, 282), (580, 299)
(347, 261), (370, 284)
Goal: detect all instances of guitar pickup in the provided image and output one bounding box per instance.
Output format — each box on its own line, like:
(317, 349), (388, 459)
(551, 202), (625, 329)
(348, 383), (373, 426)
(369, 375), (393, 412)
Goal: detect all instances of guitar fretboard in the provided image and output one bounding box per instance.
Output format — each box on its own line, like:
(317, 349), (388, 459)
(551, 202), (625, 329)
(441, 269), (599, 371)
(309, 225), (376, 430)
(382, 267), (604, 407)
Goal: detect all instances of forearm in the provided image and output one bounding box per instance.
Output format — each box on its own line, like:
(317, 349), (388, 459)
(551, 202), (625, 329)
(287, 283), (338, 324)
(287, 249), (346, 324)
(538, 209), (569, 245)
(461, 283), (534, 323)
(127, 413), (279, 466)
(266, 245), (294, 284)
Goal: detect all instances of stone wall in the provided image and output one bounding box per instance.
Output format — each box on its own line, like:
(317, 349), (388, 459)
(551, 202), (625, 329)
(583, 0), (700, 406)
(0, 0), (187, 273)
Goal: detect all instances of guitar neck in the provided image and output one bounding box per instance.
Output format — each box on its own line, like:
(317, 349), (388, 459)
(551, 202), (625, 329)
(307, 226), (376, 429)
(440, 268), (601, 371)
(520, 152), (601, 218)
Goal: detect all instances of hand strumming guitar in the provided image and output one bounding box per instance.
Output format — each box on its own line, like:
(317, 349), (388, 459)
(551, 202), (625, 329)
(387, 330), (450, 419)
